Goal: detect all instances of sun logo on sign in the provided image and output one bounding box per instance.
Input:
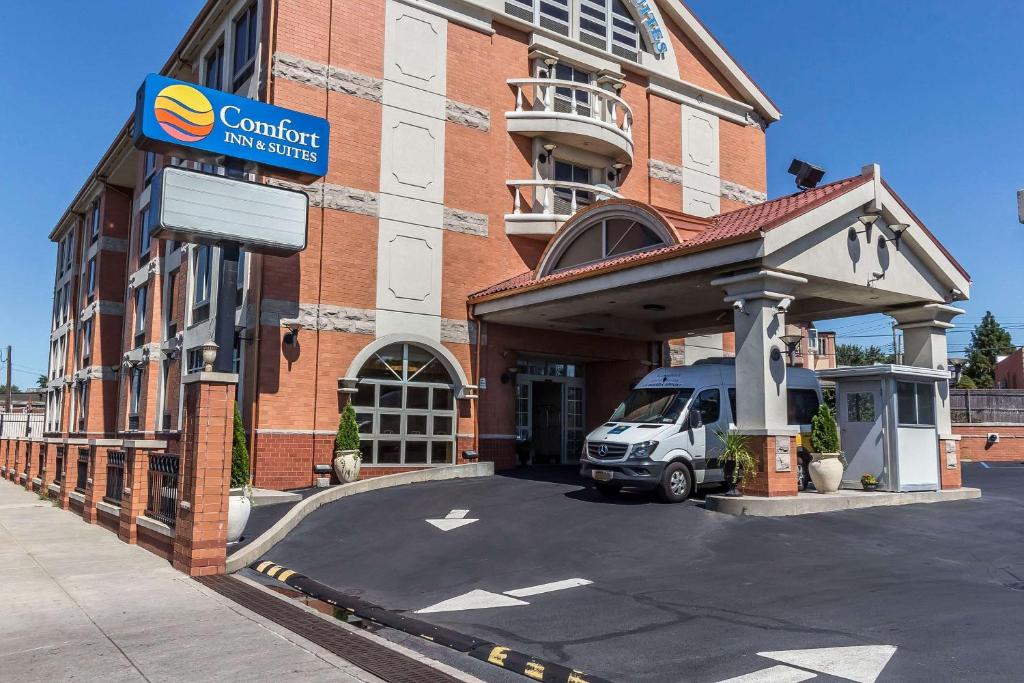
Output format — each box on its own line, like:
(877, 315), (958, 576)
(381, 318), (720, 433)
(153, 84), (214, 142)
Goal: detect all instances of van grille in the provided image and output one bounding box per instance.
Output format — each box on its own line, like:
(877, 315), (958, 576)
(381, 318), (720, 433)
(587, 442), (629, 460)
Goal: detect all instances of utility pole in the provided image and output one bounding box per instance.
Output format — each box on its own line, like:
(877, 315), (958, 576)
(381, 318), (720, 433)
(3, 346), (11, 412)
(891, 323), (901, 365)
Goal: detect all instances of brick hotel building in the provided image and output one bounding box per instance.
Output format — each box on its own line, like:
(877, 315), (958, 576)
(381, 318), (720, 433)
(44, 0), (924, 495)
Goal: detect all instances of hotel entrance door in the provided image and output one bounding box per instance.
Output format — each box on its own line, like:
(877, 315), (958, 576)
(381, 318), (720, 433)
(515, 358), (585, 465)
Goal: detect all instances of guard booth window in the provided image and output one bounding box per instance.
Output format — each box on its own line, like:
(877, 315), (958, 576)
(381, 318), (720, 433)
(897, 382), (935, 426)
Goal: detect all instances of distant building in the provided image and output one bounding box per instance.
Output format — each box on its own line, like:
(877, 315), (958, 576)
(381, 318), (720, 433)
(996, 348), (1024, 389)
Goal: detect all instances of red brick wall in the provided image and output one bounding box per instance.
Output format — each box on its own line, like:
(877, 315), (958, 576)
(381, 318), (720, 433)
(996, 349), (1024, 389)
(954, 425), (1024, 462)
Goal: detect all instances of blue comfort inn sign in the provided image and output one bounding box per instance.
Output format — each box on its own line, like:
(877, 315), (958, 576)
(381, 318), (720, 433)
(133, 73), (329, 181)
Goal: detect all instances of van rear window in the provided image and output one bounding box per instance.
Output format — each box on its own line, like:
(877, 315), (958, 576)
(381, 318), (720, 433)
(788, 389), (820, 425)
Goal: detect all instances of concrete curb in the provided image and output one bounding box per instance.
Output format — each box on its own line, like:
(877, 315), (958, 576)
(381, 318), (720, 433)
(706, 486), (982, 516)
(226, 462), (493, 572)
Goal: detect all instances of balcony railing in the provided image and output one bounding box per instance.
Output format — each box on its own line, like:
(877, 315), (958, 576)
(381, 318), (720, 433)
(506, 179), (622, 237)
(507, 78), (634, 162)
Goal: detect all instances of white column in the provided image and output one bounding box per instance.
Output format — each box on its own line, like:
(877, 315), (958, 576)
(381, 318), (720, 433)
(712, 270), (807, 434)
(891, 304), (964, 438)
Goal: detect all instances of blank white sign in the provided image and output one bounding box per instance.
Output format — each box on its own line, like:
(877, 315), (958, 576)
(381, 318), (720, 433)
(151, 167), (309, 255)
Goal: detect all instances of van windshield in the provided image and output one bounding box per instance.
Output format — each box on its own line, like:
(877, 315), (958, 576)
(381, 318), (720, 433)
(611, 388), (694, 424)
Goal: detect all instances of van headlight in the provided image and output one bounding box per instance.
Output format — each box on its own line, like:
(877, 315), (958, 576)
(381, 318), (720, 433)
(629, 441), (659, 460)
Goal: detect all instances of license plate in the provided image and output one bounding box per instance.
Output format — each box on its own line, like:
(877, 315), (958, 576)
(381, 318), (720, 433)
(592, 470), (613, 482)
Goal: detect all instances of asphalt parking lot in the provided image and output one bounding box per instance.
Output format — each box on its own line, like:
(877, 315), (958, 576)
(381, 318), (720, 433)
(250, 463), (1024, 682)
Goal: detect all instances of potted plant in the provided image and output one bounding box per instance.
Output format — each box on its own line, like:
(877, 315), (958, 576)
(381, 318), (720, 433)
(716, 430), (757, 497)
(228, 405), (252, 544)
(515, 434), (532, 467)
(333, 402), (362, 483)
(808, 403), (844, 493)
(860, 473), (880, 492)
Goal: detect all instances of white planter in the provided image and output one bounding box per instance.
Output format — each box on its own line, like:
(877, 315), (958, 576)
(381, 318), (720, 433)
(808, 455), (844, 493)
(227, 492), (252, 543)
(333, 450), (362, 483)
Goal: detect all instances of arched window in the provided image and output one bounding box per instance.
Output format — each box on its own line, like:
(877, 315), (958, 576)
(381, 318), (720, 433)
(551, 217), (665, 272)
(351, 343), (456, 465)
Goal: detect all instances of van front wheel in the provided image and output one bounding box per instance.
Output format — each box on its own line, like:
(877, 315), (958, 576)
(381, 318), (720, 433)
(658, 462), (692, 503)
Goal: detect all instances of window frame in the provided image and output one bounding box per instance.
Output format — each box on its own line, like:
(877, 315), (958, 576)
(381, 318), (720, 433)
(204, 39), (225, 90)
(896, 381), (937, 427)
(191, 245), (212, 324)
(231, 3), (259, 91)
(134, 285), (148, 344)
(89, 200), (101, 243)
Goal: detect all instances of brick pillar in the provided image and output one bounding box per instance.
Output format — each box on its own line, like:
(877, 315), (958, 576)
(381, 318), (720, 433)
(741, 434), (799, 498)
(11, 441), (22, 481)
(83, 447), (109, 524)
(118, 448), (147, 544)
(173, 372), (237, 576)
(42, 444), (56, 491)
(23, 441), (37, 491)
(939, 437), (962, 489)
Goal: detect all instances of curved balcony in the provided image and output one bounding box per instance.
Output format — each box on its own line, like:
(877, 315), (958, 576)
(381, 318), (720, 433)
(505, 179), (622, 239)
(506, 79), (634, 164)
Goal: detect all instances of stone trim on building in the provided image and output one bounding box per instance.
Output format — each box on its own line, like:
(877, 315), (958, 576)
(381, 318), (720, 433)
(272, 52), (383, 103)
(442, 207), (488, 236)
(268, 179), (380, 217)
(445, 100), (491, 132)
(648, 159), (684, 185)
(721, 180), (767, 206)
(260, 300), (377, 334)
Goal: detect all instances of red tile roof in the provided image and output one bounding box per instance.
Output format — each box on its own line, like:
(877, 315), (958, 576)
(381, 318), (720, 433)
(471, 172), (967, 302)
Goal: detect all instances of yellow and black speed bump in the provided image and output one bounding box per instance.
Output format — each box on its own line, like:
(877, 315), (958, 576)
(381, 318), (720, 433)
(249, 561), (615, 683)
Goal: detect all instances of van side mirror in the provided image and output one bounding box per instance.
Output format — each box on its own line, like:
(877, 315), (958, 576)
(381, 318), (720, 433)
(686, 411), (703, 430)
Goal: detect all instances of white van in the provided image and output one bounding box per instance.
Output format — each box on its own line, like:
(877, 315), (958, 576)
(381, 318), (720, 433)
(579, 359), (822, 502)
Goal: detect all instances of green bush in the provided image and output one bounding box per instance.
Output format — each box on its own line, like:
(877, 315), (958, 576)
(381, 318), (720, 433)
(716, 430), (758, 484)
(810, 402), (840, 454)
(231, 405), (250, 488)
(335, 402), (361, 456)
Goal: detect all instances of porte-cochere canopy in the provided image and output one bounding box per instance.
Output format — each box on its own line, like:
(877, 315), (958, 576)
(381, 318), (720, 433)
(470, 164), (970, 341)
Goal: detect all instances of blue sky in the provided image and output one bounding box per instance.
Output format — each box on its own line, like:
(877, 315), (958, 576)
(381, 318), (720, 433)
(0, 1), (1021, 386)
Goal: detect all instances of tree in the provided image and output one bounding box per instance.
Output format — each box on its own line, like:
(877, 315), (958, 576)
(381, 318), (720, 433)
(0, 384), (20, 394)
(955, 374), (977, 390)
(836, 344), (893, 367)
(36, 375), (47, 388)
(962, 311), (1015, 389)
(230, 405), (250, 488)
(335, 402), (361, 455)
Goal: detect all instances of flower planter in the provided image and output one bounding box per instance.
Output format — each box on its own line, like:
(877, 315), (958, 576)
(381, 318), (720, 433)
(808, 455), (843, 493)
(862, 482), (879, 492)
(227, 489), (252, 543)
(333, 450), (361, 483)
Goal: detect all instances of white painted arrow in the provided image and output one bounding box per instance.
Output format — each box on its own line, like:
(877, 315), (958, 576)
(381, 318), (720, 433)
(757, 645), (897, 683)
(415, 578), (593, 614)
(718, 664), (816, 683)
(426, 509), (479, 531)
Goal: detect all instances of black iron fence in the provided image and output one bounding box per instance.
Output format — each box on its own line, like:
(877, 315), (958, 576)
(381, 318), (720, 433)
(147, 453), (180, 527)
(105, 451), (126, 504)
(951, 390), (1024, 424)
(75, 448), (89, 493)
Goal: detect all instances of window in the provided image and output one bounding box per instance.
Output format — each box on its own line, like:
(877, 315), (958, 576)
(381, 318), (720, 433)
(204, 41), (224, 89)
(608, 0), (640, 59)
(232, 3), (258, 90)
(353, 343), (458, 465)
(76, 384), (89, 432)
(89, 200), (101, 243)
(847, 392), (877, 423)
(549, 64), (591, 116)
(66, 233), (75, 273)
(187, 348), (205, 374)
(164, 269), (178, 338)
(552, 160), (593, 215)
(551, 217), (665, 272)
(134, 285), (148, 343)
(611, 387), (693, 424)
(236, 248), (246, 301)
(897, 382), (936, 427)
(192, 245), (212, 323)
(143, 152), (158, 187)
(129, 368), (143, 426)
(692, 388), (720, 424)
(61, 283), (70, 323)
(52, 287), (62, 328)
(138, 207), (151, 260)
(85, 258), (96, 301)
(80, 318), (93, 364)
(787, 389), (820, 425)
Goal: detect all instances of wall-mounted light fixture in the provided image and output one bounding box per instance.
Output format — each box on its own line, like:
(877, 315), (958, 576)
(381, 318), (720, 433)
(848, 213), (879, 243)
(779, 332), (803, 365)
(538, 143), (557, 165)
(611, 161), (627, 183)
(878, 223), (909, 251)
(283, 322), (302, 346)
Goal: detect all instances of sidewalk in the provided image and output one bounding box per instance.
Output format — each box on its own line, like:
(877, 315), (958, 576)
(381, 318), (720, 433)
(0, 481), (379, 682)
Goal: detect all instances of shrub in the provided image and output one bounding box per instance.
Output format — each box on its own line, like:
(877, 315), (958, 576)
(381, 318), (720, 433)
(716, 430), (758, 485)
(335, 402), (361, 456)
(231, 405), (250, 489)
(810, 402), (841, 454)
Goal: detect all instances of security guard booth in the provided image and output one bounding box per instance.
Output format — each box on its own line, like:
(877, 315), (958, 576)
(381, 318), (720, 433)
(818, 365), (951, 492)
